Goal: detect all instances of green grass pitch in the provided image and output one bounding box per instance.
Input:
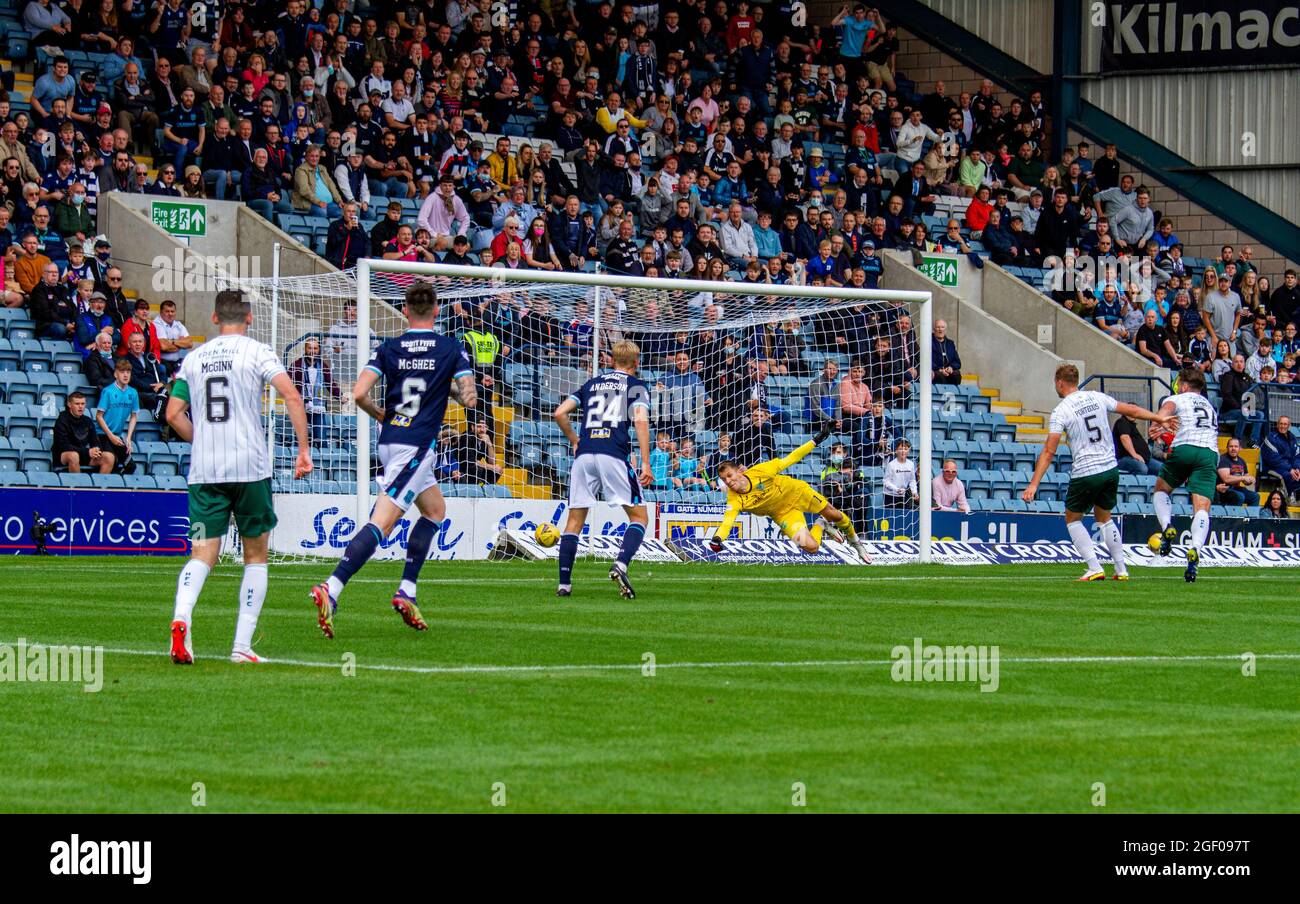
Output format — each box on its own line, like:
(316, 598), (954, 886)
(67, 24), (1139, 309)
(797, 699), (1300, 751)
(1, 557), (1297, 813)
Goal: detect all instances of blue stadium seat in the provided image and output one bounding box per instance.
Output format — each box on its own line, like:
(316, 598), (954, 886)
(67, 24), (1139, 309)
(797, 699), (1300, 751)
(53, 353), (83, 374)
(965, 442), (993, 470)
(150, 458), (179, 477)
(90, 473), (126, 489)
(14, 338), (51, 371)
(0, 339), (19, 371)
(989, 442), (1016, 471)
(5, 319), (34, 340)
(59, 472), (94, 488)
(7, 416), (39, 439)
(124, 474), (158, 490)
(519, 444), (545, 472)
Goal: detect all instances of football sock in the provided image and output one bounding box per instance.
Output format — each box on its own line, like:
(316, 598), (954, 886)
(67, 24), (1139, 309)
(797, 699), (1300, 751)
(234, 563), (268, 651)
(1190, 509), (1210, 549)
(1067, 521), (1102, 573)
(1101, 520), (1126, 575)
(329, 523), (384, 602)
(835, 512), (859, 541)
(400, 516), (438, 598)
(617, 522), (645, 567)
(1153, 491), (1173, 529)
(172, 558), (210, 625)
(558, 532), (580, 586)
(810, 523), (824, 547)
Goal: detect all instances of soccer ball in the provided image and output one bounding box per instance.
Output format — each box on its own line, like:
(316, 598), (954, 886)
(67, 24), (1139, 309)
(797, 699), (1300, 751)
(1147, 533), (1163, 552)
(534, 523), (561, 547)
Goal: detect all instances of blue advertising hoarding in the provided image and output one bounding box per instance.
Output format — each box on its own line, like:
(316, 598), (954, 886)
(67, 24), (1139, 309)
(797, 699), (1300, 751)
(0, 487), (189, 556)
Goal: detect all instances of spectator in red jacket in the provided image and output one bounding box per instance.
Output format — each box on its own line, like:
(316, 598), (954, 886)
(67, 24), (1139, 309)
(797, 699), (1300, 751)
(964, 185), (993, 238)
(118, 299), (161, 358)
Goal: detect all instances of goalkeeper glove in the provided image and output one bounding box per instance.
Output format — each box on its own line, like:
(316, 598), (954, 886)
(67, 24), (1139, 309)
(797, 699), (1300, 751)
(708, 535), (724, 552)
(812, 418), (834, 446)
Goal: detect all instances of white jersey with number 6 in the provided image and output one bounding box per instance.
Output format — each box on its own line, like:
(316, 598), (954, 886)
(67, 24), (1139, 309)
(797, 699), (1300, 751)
(178, 334), (286, 484)
(1167, 392), (1219, 450)
(1049, 390), (1119, 478)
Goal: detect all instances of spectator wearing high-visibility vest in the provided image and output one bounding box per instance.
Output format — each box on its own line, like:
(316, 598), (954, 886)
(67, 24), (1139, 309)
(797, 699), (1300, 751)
(461, 314), (503, 438)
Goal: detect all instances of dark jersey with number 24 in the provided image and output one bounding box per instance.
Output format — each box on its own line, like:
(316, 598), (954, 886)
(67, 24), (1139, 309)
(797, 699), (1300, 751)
(568, 371), (651, 461)
(364, 329), (473, 448)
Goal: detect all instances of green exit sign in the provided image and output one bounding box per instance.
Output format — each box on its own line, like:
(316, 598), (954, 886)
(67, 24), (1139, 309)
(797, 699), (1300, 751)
(919, 254), (959, 288)
(151, 200), (208, 237)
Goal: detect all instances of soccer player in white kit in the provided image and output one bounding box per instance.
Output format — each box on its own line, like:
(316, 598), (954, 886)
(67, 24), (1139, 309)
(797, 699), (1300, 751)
(165, 290), (314, 664)
(1151, 367), (1221, 582)
(1022, 364), (1171, 581)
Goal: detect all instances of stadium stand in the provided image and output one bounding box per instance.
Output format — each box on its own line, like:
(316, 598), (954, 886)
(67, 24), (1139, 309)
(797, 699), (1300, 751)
(0, 0), (1296, 528)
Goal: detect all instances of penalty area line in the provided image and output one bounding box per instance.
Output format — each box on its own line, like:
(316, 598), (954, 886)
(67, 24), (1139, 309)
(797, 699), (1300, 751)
(7, 641), (1298, 676)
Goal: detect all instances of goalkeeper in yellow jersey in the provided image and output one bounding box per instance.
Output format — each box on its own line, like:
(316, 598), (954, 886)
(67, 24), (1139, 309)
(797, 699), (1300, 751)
(709, 424), (873, 564)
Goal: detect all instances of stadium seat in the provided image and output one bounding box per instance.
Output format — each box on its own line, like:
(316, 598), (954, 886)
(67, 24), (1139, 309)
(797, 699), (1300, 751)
(7, 415), (39, 439)
(90, 473), (126, 489)
(15, 338), (53, 372)
(124, 474), (158, 490)
(59, 472), (94, 488)
(26, 471), (59, 487)
(158, 476), (188, 491)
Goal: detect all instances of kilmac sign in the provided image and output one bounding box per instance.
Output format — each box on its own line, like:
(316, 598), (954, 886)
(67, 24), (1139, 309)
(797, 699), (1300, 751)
(1101, 1), (1300, 71)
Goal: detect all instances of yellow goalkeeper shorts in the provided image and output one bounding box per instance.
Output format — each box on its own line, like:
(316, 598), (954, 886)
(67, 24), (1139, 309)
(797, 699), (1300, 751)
(763, 482), (829, 538)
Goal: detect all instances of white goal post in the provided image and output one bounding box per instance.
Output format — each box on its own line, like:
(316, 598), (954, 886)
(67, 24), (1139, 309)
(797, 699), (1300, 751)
(354, 259), (935, 563)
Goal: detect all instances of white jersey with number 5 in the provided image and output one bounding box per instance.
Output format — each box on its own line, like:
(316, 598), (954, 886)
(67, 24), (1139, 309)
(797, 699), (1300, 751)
(1049, 390), (1119, 478)
(178, 333), (285, 484)
(1167, 392), (1218, 450)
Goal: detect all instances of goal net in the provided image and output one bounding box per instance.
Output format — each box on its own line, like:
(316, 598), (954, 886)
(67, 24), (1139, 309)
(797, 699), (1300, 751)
(228, 261), (933, 563)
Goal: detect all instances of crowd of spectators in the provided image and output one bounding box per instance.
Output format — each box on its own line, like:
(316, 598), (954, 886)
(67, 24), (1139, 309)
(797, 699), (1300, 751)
(9, 0), (1294, 515)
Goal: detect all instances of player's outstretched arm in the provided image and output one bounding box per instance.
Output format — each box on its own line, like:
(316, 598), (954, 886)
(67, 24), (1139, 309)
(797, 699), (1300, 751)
(351, 368), (385, 422)
(710, 503), (741, 551)
(1021, 432), (1061, 503)
(774, 439), (818, 472)
(554, 397), (579, 450)
(456, 373), (478, 412)
(271, 372), (313, 479)
(1116, 401), (1174, 428)
(812, 418), (835, 445)
(165, 382), (193, 443)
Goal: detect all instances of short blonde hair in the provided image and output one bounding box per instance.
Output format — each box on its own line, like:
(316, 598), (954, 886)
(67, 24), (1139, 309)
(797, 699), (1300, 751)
(612, 339), (639, 368)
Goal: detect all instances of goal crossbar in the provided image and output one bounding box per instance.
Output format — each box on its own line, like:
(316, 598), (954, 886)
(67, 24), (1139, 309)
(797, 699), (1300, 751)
(354, 258), (934, 563)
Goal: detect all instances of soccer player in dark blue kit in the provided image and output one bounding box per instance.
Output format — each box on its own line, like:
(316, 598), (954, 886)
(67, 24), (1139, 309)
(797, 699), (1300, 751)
(552, 340), (654, 598)
(310, 281), (477, 637)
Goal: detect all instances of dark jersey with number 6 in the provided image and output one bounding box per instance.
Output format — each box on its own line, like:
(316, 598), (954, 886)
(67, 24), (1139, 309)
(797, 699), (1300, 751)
(364, 329), (473, 448)
(568, 371), (651, 460)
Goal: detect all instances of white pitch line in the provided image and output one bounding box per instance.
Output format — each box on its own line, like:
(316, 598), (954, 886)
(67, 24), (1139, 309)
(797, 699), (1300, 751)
(8, 641), (1298, 676)
(3, 562), (1296, 585)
